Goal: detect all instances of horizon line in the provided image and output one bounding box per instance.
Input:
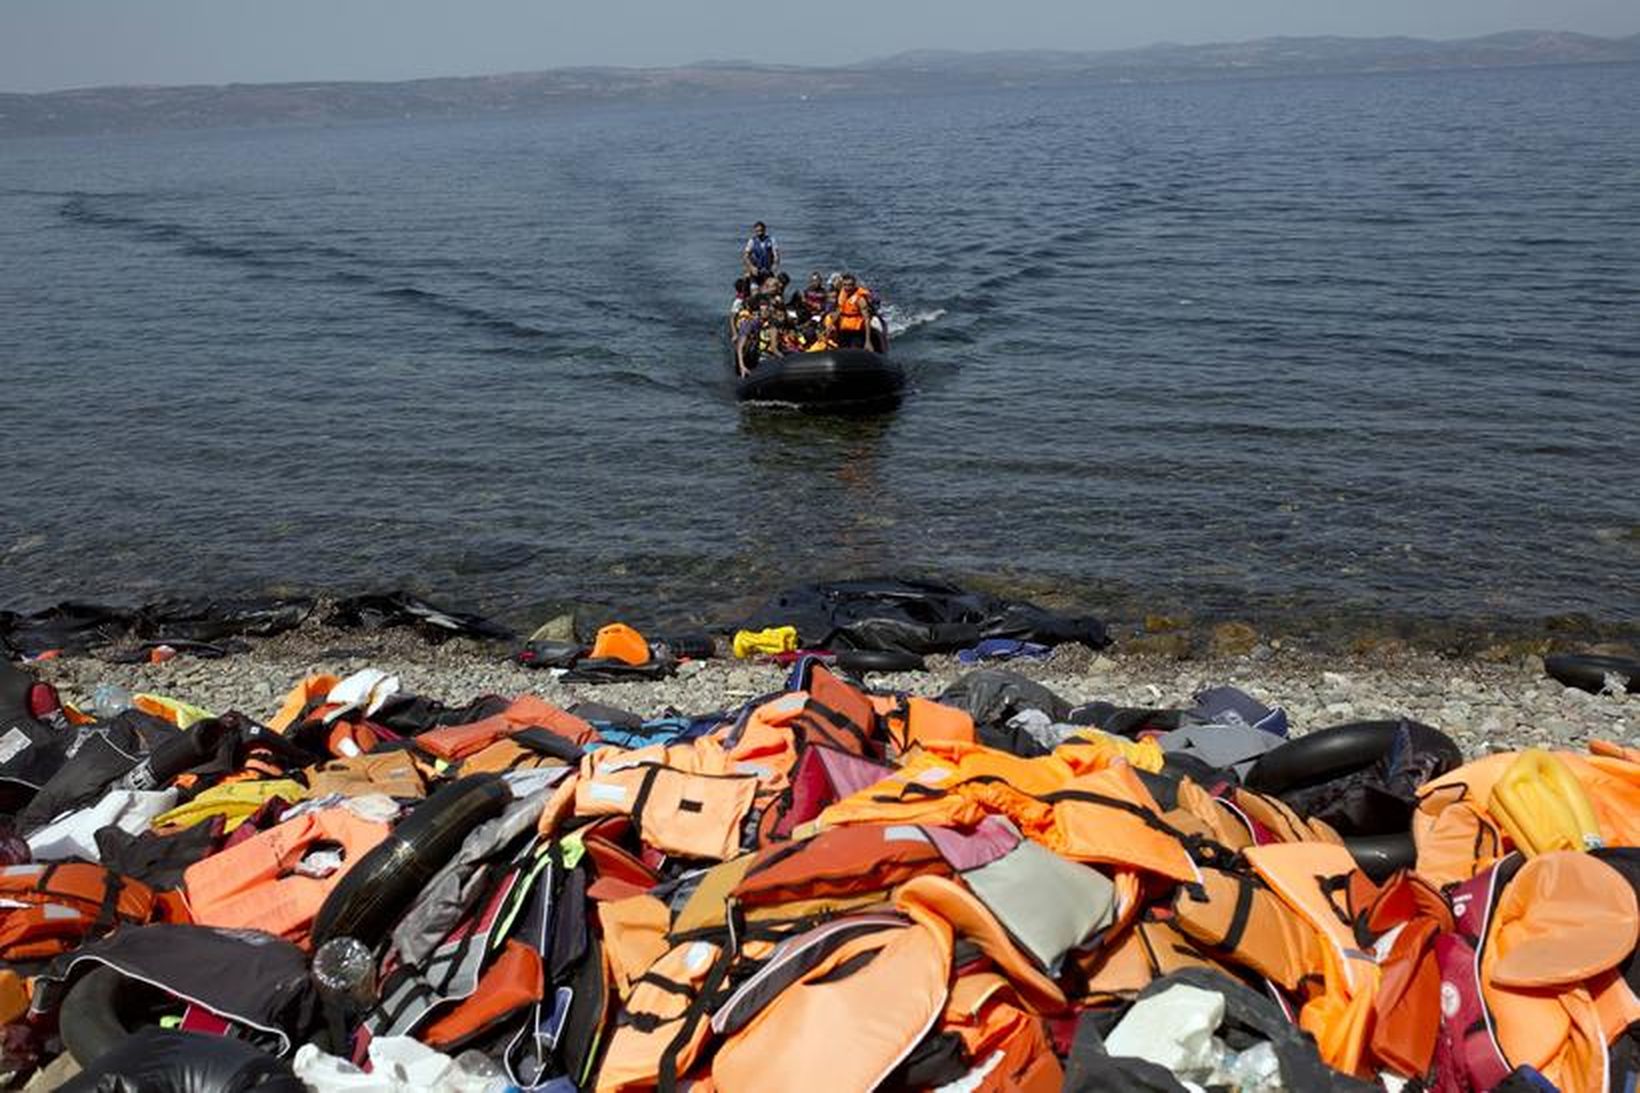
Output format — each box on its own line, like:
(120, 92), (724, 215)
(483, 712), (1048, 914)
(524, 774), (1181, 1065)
(5, 24), (1637, 97)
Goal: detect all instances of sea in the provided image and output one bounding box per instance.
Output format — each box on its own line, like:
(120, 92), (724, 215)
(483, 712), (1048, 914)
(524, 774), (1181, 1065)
(3, 63), (1638, 643)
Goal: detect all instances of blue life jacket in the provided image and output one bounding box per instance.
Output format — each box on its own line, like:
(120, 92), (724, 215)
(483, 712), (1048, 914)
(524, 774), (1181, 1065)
(746, 235), (776, 271)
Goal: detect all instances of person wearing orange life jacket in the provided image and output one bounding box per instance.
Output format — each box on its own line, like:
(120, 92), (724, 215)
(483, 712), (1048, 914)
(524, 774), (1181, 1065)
(827, 272), (875, 349)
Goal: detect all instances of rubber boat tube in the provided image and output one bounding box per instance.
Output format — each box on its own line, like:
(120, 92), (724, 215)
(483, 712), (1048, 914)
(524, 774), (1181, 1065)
(736, 349), (905, 412)
(1244, 719), (1462, 883)
(1544, 653), (1640, 694)
(1344, 832), (1419, 882)
(310, 774), (513, 950)
(61, 966), (143, 1066)
(833, 649), (927, 674)
(1243, 719), (1461, 797)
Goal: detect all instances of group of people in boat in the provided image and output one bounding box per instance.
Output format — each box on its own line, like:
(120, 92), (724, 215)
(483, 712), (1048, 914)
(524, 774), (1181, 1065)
(732, 221), (887, 376)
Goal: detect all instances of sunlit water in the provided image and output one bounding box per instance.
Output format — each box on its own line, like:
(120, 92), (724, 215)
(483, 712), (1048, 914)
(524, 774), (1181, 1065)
(4, 63), (1637, 637)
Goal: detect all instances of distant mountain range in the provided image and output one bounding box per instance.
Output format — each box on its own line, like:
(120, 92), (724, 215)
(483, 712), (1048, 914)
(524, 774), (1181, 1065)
(3, 29), (1636, 139)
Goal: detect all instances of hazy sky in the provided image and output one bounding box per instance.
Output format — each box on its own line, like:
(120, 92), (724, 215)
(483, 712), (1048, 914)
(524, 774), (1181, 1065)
(3, 0), (1635, 93)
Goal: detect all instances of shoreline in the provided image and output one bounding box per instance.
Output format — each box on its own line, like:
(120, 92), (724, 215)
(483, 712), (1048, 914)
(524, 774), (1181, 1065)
(29, 616), (1633, 759)
(5, 578), (1635, 661)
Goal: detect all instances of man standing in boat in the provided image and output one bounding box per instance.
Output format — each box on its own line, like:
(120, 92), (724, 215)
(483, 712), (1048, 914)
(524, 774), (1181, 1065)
(742, 222), (780, 280)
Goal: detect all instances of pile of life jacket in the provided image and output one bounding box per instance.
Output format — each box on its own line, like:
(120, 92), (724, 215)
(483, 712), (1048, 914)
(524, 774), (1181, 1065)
(0, 655), (1636, 1092)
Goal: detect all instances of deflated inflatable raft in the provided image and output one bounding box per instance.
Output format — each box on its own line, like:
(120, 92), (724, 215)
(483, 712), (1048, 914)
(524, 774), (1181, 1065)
(736, 349), (905, 413)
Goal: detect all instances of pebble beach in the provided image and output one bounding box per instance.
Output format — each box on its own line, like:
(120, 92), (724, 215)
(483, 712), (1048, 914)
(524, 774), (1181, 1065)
(32, 617), (1635, 759)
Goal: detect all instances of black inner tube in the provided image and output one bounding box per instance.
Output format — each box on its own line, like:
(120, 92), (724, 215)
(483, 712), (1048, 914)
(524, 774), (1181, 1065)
(1243, 720), (1457, 796)
(310, 774), (512, 950)
(834, 649), (926, 674)
(1344, 833), (1418, 883)
(1545, 653), (1640, 695)
(60, 965), (175, 1067)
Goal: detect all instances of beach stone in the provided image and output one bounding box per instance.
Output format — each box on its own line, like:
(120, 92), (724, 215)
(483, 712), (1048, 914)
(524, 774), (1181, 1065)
(528, 613), (578, 642)
(1124, 633), (1193, 660)
(1208, 622), (1258, 657)
(1349, 635), (1408, 657)
(23, 1050), (80, 1090)
(1144, 614), (1189, 633)
(1478, 638), (1552, 663)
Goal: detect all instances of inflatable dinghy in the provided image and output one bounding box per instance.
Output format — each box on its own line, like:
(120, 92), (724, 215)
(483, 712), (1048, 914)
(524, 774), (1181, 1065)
(736, 348), (905, 412)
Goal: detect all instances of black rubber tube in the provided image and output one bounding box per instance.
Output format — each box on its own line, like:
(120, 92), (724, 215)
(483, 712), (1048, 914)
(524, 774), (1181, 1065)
(310, 774), (512, 950)
(1344, 833), (1418, 883)
(652, 632), (716, 661)
(61, 1028), (306, 1093)
(736, 349), (905, 410)
(834, 649), (927, 674)
(1243, 720), (1460, 796)
(60, 966), (141, 1067)
(1545, 654), (1640, 695)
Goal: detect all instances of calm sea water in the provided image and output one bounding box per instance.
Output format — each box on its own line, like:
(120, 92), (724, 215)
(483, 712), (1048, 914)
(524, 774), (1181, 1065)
(4, 64), (1638, 638)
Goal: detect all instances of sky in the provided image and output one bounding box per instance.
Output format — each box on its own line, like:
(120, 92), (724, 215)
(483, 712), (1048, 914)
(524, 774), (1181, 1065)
(3, 0), (1635, 94)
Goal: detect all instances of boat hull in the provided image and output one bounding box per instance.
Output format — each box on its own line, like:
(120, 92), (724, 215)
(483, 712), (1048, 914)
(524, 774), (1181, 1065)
(735, 349), (905, 413)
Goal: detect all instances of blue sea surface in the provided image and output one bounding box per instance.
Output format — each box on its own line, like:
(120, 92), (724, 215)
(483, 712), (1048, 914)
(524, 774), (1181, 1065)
(3, 63), (1637, 634)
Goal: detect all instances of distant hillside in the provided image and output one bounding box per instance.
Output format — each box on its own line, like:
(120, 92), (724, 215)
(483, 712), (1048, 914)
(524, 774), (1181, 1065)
(2, 29), (1636, 139)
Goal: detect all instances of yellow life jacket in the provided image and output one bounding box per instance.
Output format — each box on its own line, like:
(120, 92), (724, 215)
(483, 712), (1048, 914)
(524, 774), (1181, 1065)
(1415, 748), (1640, 886)
(151, 779), (307, 832)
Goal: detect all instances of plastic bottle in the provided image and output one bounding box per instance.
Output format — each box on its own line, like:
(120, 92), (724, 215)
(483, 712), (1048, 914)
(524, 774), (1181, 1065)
(87, 683), (132, 720)
(311, 936), (376, 1008)
(449, 1049), (509, 1092)
(1224, 1040), (1283, 1091)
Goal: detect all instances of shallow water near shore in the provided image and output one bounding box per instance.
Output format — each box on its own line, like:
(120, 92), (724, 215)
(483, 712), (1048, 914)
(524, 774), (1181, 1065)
(4, 64), (1638, 637)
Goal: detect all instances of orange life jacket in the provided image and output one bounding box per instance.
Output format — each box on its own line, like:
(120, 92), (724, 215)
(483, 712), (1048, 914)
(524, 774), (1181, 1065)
(577, 753), (757, 863)
(1071, 910), (1219, 1004)
(1229, 786), (1344, 845)
(895, 874), (1066, 1016)
(304, 750), (428, 799)
(183, 807), (391, 946)
(0, 863), (166, 960)
(596, 939), (727, 1092)
(1479, 851), (1640, 1093)
(580, 816), (662, 902)
(731, 823), (951, 910)
(941, 972), (1065, 1093)
(737, 665), (884, 844)
(836, 286), (871, 331)
(599, 895), (673, 1003)
(590, 622), (651, 666)
(711, 915), (951, 1093)
(875, 694), (977, 754)
(421, 938), (544, 1051)
(418, 694), (596, 760)
(1244, 842), (1383, 1076)
(0, 970), (25, 1025)
(268, 673), (340, 732)
(1170, 865), (1321, 991)
(1043, 766), (1201, 885)
(1415, 748), (1640, 887)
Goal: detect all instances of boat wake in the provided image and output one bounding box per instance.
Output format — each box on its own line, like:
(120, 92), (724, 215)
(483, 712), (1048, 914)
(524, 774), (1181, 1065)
(883, 305), (946, 337)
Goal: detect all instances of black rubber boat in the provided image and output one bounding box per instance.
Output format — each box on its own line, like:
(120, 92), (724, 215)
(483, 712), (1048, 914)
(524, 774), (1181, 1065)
(736, 348), (905, 412)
